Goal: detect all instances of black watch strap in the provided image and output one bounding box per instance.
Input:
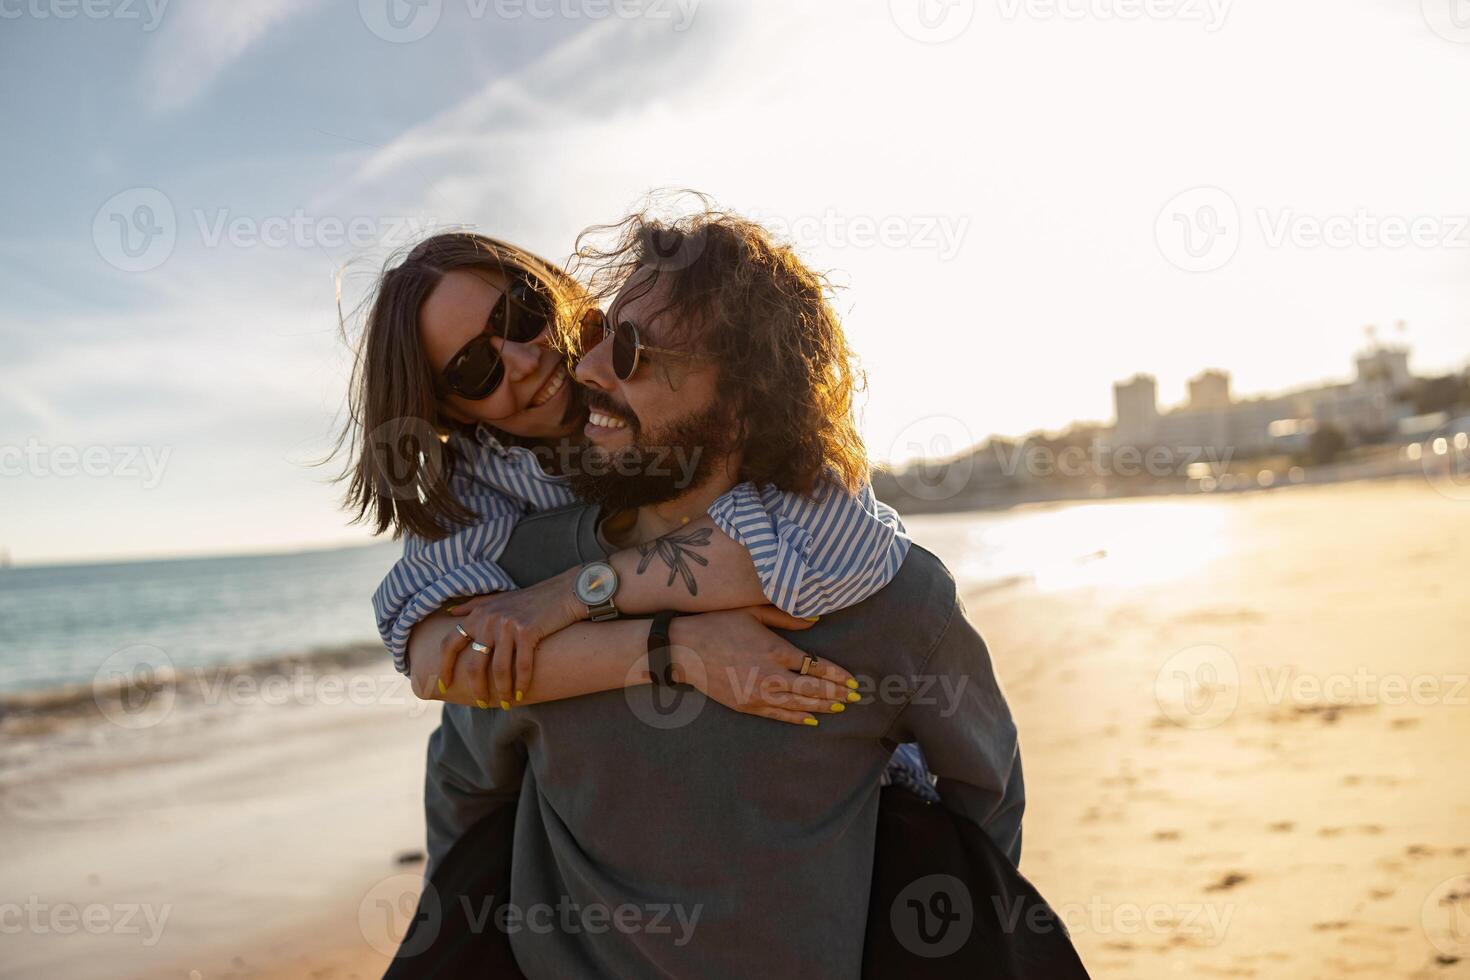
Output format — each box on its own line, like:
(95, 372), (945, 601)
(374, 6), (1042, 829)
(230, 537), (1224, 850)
(647, 610), (678, 687)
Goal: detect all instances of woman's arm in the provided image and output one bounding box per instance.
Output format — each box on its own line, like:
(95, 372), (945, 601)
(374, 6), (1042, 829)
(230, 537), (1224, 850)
(372, 489), (523, 676)
(407, 605), (862, 727)
(373, 434), (580, 675)
(449, 477), (911, 696)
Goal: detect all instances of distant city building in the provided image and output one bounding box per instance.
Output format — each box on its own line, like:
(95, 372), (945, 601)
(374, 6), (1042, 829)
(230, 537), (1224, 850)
(1188, 370), (1231, 410)
(1354, 345), (1412, 393)
(1112, 374), (1159, 447)
(1110, 334), (1418, 456)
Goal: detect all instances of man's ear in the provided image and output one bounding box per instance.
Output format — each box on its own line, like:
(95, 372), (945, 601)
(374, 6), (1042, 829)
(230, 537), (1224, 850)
(731, 408), (749, 449)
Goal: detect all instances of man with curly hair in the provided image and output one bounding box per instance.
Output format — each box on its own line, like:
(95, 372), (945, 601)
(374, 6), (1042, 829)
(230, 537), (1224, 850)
(405, 208), (1027, 980)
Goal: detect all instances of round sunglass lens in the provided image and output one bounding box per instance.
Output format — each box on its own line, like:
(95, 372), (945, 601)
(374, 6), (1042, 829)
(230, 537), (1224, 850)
(611, 322), (638, 379)
(577, 309), (606, 357)
(503, 280), (552, 344)
(447, 340), (504, 399)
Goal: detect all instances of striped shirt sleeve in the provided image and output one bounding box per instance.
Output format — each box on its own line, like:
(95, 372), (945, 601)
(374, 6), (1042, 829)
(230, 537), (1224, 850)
(372, 485), (525, 675)
(372, 432), (580, 675)
(705, 476), (912, 617)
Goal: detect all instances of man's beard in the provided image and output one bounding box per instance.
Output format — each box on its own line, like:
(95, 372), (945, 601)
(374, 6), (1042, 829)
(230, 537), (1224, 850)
(566, 400), (735, 513)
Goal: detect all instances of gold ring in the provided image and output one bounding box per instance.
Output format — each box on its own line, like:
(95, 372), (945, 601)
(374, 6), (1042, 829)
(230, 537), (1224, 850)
(799, 655), (818, 676)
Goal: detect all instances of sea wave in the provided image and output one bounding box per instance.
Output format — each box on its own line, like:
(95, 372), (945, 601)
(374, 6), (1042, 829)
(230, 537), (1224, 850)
(0, 641), (390, 738)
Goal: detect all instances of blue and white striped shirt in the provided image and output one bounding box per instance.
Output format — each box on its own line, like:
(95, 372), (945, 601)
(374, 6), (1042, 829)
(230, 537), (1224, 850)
(373, 424), (912, 675)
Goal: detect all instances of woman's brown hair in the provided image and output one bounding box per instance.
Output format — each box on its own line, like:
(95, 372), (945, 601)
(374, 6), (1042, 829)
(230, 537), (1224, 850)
(570, 198), (869, 496)
(335, 232), (586, 541)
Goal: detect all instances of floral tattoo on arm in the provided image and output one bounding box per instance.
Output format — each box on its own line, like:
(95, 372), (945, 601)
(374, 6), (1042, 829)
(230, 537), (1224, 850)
(636, 526), (712, 595)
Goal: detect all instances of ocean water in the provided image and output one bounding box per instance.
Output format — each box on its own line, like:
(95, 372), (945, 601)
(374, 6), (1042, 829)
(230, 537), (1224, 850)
(0, 495), (1238, 699)
(0, 542), (402, 696)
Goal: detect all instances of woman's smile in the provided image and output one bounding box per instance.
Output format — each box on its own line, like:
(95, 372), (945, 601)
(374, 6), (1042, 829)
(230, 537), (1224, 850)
(527, 362), (570, 408)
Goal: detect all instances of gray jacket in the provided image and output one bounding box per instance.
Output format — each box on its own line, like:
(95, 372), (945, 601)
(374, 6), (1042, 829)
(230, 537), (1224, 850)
(423, 503), (1024, 979)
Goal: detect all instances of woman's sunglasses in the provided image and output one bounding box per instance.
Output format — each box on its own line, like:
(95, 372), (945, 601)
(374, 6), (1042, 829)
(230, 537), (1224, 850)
(437, 272), (555, 401)
(577, 307), (695, 381)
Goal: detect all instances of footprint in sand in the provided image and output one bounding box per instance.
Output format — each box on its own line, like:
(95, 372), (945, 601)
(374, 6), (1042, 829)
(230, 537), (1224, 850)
(1206, 872), (1250, 892)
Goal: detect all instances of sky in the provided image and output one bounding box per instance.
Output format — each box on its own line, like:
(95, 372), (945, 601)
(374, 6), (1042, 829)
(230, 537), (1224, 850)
(1, 0), (1468, 565)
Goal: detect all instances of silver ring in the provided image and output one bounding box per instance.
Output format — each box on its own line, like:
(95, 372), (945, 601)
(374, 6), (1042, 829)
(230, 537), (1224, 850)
(469, 641), (491, 654)
(455, 624), (471, 639)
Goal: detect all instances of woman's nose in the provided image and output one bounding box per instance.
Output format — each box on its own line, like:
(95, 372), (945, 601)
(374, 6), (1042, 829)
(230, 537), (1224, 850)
(496, 337), (542, 381)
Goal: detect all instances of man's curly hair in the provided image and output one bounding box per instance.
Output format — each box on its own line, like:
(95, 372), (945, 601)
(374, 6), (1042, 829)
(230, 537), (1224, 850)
(568, 197), (869, 496)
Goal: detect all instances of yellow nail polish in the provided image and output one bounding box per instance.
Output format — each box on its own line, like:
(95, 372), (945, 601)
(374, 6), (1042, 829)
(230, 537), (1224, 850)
(515, 690), (523, 702)
(500, 700), (511, 710)
(803, 615), (821, 622)
(847, 691), (862, 703)
(437, 679), (447, 694)
(845, 678), (858, 690)
(476, 700), (490, 709)
(447, 606), (457, 615)
(829, 702), (845, 713)
(803, 717), (819, 727)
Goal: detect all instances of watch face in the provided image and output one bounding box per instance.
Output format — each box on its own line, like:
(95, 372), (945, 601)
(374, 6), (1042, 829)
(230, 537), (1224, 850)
(575, 562), (618, 605)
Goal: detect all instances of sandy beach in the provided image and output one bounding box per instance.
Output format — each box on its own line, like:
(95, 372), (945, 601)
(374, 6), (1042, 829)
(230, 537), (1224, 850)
(3, 476), (1467, 979)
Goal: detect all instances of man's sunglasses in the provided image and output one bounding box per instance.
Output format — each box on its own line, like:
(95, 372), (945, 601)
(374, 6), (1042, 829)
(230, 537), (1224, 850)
(437, 272), (555, 401)
(577, 307), (696, 382)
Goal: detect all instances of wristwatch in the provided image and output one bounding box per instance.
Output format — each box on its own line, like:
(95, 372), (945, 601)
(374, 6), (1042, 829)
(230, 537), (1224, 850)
(647, 610), (678, 687)
(573, 561), (621, 621)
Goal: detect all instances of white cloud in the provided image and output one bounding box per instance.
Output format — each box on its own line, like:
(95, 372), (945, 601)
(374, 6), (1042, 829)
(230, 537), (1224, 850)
(141, 0), (324, 114)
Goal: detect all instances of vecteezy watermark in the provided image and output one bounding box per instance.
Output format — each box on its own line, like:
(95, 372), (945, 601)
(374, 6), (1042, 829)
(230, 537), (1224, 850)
(1154, 644), (1240, 729)
(360, 873), (437, 957)
(92, 187), (437, 273)
(752, 209), (972, 262)
(93, 645), (177, 730)
(891, 874), (975, 957)
(191, 209), (435, 252)
(889, 0), (976, 43)
(476, 896), (701, 943)
(188, 665), (436, 717)
(1422, 0), (1470, 43)
(369, 422), (709, 502)
(1032, 897), (1235, 945)
(1155, 645), (1469, 730)
(368, 416), (447, 502)
(1256, 209), (1470, 251)
(1422, 875), (1470, 959)
(472, 430), (706, 487)
(358, 875), (702, 959)
(0, 898), (171, 946)
(358, 0), (699, 43)
(1418, 424), (1470, 503)
(0, 439), (172, 489)
(622, 642), (708, 730)
(91, 647), (435, 731)
(1155, 186), (1241, 273)
(995, 0), (1232, 31)
(1157, 186), (1470, 272)
(887, 415), (977, 502)
(618, 637), (972, 731)
(1255, 666), (1469, 710)
(0, 0), (168, 30)
(991, 441), (1236, 480)
(93, 188), (176, 273)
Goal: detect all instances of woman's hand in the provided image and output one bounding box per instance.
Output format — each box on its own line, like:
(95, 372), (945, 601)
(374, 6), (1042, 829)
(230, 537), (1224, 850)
(669, 606), (861, 726)
(441, 571), (582, 706)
